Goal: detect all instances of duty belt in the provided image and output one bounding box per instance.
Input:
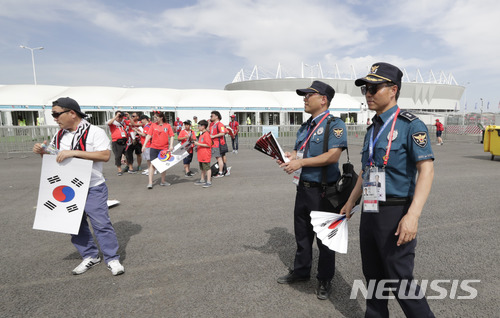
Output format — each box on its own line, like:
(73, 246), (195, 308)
(299, 181), (335, 188)
(379, 197), (413, 206)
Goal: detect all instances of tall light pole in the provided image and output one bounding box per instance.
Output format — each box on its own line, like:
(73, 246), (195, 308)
(20, 45), (43, 85)
(480, 98), (484, 126)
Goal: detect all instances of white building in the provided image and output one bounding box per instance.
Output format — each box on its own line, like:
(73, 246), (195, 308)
(0, 84), (360, 126)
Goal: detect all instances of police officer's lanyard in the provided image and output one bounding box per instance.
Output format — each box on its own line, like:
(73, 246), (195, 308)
(299, 111), (330, 152)
(363, 108), (399, 212)
(368, 108), (400, 167)
(293, 111), (329, 185)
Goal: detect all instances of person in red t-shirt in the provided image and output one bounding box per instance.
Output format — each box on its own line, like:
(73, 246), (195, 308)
(127, 112), (144, 171)
(435, 119), (444, 145)
(107, 111), (134, 175)
(209, 110), (228, 177)
(142, 112), (174, 189)
(134, 114), (153, 175)
(174, 117), (183, 136)
(178, 120), (197, 177)
(194, 120), (212, 188)
(228, 115), (239, 154)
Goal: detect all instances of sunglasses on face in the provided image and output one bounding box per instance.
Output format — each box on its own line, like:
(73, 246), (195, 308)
(51, 110), (71, 118)
(304, 93), (319, 100)
(361, 83), (394, 95)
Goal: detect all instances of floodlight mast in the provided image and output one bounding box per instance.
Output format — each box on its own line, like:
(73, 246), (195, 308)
(20, 45), (44, 85)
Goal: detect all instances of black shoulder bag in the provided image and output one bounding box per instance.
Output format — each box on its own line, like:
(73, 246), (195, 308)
(321, 118), (360, 212)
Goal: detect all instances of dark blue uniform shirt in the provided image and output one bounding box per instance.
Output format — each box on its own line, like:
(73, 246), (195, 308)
(294, 113), (347, 183)
(361, 105), (434, 197)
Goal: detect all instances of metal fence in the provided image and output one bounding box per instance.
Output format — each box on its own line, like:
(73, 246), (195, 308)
(0, 125), (108, 158)
(0, 124), (483, 157)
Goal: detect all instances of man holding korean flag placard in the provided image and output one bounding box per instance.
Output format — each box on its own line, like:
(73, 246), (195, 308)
(33, 97), (125, 276)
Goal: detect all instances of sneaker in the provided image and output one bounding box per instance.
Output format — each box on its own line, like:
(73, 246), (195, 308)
(214, 172), (224, 178)
(203, 182), (212, 188)
(72, 256), (101, 275)
(147, 184), (153, 189)
(185, 171), (194, 177)
(123, 166), (129, 172)
(141, 170), (149, 175)
(107, 259), (125, 276)
(235, 150), (238, 154)
(194, 180), (205, 186)
(128, 170), (137, 174)
(160, 181), (171, 186)
(117, 172), (123, 176)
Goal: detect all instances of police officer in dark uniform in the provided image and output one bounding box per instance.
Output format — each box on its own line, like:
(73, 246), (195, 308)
(341, 63), (435, 317)
(277, 81), (347, 300)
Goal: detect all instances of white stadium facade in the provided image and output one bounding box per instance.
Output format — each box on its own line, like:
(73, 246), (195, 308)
(0, 67), (464, 127)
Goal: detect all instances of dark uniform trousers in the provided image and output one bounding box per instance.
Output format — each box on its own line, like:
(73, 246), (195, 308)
(360, 203), (435, 318)
(293, 184), (336, 281)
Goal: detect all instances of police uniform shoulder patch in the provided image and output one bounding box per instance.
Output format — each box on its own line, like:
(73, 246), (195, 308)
(412, 132), (428, 147)
(399, 111), (418, 121)
(333, 128), (344, 138)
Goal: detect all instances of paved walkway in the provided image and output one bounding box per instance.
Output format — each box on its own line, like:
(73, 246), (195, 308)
(0, 141), (498, 317)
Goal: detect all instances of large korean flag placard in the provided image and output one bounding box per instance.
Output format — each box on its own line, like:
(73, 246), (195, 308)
(151, 142), (190, 173)
(33, 155), (92, 235)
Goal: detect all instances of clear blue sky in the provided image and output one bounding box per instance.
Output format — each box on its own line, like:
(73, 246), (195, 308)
(1, 0), (499, 111)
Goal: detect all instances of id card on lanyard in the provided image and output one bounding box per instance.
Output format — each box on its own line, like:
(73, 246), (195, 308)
(292, 150), (303, 185)
(116, 121), (127, 138)
(362, 108), (399, 212)
(292, 112), (329, 185)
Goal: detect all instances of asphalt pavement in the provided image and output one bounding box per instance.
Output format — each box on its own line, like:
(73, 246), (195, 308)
(0, 140), (498, 318)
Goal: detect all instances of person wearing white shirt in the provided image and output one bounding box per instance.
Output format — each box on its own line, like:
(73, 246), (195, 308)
(33, 97), (125, 276)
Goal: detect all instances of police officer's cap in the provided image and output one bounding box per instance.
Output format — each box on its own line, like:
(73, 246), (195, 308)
(355, 62), (403, 90)
(296, 81), (335, 102)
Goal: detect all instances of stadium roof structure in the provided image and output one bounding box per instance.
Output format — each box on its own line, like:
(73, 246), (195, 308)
(226, 63), (465, 111)
(225, 78), (465, 111)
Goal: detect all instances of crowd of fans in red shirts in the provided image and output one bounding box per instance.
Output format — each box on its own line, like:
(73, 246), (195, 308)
(107, 110), (239, 189)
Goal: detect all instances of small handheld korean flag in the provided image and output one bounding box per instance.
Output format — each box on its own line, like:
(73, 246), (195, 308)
(310, 206), (360, 254)
(254, 132), (289, 163)
(33, 155), (92, 235)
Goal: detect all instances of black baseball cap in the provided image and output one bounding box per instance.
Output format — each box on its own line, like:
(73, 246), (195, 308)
(296, 80), (335, 102)
(183, 120), (192, 125)
(355, 62), (403, 90)
(52, 97), (87, 118)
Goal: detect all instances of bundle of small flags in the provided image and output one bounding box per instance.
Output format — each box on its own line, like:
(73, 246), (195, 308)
(254, 132), (288, 163)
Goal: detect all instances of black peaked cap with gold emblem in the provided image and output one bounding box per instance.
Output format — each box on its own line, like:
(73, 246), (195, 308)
(296, 80), (335, 102)
(355, 62), (403, 90)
